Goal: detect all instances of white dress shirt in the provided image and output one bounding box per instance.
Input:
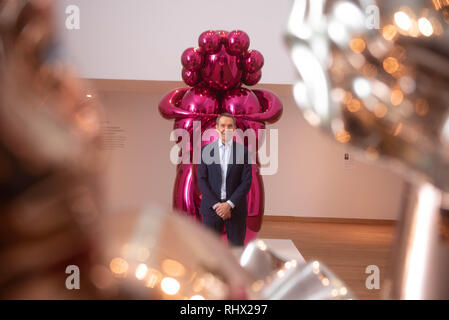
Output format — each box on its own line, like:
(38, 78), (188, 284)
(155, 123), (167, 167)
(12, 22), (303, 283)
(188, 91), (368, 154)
(213, 139), (235, 210)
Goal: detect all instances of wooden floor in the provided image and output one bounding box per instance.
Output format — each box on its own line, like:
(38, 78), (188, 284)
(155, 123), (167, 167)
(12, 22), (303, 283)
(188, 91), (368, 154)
(258, 218), (396, 300)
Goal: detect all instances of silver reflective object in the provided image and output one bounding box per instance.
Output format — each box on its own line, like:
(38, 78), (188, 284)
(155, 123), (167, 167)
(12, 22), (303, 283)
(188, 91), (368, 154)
(103, 207), (355, 300)
(285, 0), (449, 299)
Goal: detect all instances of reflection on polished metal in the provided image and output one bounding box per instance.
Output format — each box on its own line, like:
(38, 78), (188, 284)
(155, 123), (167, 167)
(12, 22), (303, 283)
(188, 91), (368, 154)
(239, 239), (289, 279)
(0, 0), (104, 298)
(285, 0), (449, 298)
(102, 205), (254, 299)
(260, 261), (353, 300)
(159, 29), (283, 245)
(240, 240), (354, 299)
(385, 182), (445, 299)
(103, 212), (355, 300)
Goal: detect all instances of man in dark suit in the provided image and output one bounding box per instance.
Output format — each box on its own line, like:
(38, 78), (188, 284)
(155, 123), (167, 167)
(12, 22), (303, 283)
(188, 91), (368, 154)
(197, 113), (252, 247)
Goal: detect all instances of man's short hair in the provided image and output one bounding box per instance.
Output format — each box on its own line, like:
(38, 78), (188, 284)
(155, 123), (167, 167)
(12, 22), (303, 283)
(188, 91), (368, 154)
(216, 112), (236, 127)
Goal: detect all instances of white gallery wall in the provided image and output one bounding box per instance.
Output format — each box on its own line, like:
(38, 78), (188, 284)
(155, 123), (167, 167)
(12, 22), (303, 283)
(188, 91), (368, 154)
(53, 0), (297, 83)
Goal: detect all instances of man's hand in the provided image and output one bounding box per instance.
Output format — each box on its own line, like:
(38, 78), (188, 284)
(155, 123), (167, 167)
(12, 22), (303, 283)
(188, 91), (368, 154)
(215, 202), (232, 220)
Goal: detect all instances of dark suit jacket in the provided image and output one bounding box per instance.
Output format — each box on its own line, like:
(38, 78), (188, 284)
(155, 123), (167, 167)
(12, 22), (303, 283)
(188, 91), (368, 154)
(197, 140), (252, 217)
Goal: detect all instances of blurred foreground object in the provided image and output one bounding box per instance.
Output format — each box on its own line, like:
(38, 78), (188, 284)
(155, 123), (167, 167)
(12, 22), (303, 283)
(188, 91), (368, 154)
(101, 206), (354, 300)
(0, 0), (104, 298)
(285, 0), (449, 299)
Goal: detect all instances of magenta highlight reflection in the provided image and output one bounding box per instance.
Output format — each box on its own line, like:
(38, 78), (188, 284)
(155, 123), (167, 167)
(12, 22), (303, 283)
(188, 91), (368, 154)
(159, 30), (283, 245)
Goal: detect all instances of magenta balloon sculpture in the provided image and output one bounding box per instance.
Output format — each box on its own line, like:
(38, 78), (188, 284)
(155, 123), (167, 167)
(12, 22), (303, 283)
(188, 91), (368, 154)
(159, 30), (282, 246)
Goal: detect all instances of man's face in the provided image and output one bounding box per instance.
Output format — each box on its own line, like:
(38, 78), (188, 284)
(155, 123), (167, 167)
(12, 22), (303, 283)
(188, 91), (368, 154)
(216, 116), (235, 142)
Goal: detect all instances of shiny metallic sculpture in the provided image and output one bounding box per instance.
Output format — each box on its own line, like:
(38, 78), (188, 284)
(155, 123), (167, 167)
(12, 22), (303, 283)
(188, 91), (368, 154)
(285, 0), (449, 299)
(159, 30), (283, 245)
(103, 205), (354, 300)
